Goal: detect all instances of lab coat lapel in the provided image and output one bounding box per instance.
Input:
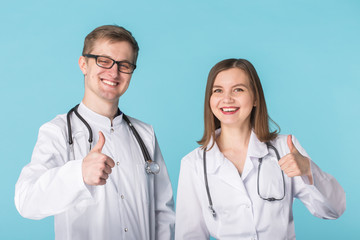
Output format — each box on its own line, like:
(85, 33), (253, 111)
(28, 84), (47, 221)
(241, 131), (268, 181)
(206, 140), (246, 192)
(217, 160), (245, 191)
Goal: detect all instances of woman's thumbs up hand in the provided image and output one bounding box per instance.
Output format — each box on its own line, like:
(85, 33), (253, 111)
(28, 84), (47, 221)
(278, 135), (313, 184)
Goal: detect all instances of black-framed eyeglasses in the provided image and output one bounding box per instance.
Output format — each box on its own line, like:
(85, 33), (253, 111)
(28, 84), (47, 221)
(83, 54), (136, 74)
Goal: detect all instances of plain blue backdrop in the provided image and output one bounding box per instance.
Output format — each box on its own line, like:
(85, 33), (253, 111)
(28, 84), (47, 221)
(1, 0), (359, 239)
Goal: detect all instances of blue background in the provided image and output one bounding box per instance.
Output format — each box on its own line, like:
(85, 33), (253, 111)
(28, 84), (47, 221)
(1, 0), (359, 239)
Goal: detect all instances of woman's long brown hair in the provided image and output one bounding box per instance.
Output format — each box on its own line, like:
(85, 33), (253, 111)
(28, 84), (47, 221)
(198, 58), (280, 150)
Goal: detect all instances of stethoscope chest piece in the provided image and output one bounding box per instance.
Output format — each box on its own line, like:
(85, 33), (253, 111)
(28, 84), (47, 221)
(145, 161), (160, 175)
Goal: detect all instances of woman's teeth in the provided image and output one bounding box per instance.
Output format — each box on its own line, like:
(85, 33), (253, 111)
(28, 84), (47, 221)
(222, 108), (238, 112)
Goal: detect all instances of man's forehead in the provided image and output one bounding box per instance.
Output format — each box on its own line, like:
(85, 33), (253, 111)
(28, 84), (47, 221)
(90, 39), (133, 53)
(88, 39), (135, 62)
(93, 38), (131, 48)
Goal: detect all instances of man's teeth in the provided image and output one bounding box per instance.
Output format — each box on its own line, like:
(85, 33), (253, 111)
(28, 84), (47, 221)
(222, 108), (238, 112)
(103, 80), (117, 86)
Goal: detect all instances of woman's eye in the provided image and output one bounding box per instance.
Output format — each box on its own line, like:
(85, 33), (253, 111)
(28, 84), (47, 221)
(213, 89), (222, 93)
(234, 88), (244, 92)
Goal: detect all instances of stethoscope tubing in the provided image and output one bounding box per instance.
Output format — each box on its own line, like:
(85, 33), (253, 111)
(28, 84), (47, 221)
(123, 115), (151, 162)
(67, 104), (93, 147)
(203, 147), (216, 218)
(203, 142), (285, 218)
(257, 143), (285, 202)
(66, 104), (159, 174)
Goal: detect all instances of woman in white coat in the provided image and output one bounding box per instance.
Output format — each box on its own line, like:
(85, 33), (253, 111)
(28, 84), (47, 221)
(175, 58), (346, 240)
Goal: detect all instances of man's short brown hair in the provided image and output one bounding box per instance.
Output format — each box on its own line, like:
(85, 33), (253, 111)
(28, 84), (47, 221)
(82, 25), (139, 63)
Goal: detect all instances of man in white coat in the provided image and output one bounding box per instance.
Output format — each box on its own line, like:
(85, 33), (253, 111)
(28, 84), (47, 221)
(15, 25), (175, 240)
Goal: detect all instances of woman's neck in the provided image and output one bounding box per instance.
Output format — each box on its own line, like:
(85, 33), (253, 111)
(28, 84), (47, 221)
(216, 124), (252, 174)
(217, 124), (252, 151)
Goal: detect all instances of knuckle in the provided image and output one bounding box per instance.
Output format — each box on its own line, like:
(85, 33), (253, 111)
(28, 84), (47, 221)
(98, 162), (106, 170)
(100, 155), (107, 162)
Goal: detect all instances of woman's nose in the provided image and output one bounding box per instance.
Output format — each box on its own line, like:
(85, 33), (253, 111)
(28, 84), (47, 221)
(223, 92), (234, 102)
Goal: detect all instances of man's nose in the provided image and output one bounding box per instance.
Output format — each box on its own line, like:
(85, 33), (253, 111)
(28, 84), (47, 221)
(107, 63), (120, 77)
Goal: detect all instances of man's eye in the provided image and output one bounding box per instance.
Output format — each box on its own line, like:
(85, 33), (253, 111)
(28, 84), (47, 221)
(98, 57), (112, 65)
(99, 60), (111, 64)
(119, 64), (130, 70)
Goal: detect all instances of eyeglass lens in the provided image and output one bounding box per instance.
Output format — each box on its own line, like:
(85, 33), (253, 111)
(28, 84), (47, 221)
(96, 56), (134, 73)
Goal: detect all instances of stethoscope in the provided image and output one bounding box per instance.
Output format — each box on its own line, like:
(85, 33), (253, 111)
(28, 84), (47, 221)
(66, 104), (160, 175)
(203, 142), (285, 218)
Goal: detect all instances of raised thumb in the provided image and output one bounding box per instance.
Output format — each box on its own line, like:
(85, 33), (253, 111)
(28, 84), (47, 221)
(91, 131), (105, 152)
(287, 135), (296, 153)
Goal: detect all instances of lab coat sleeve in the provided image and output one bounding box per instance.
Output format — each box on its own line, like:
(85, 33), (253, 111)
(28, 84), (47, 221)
(291, 136), (346, 219)
(153, 135), (176, 240)
(175, 158), (210, 240)
(14, 122), (93, 219)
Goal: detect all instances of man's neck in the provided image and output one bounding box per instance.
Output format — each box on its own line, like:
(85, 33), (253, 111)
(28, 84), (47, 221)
(82, 98), (119, 122)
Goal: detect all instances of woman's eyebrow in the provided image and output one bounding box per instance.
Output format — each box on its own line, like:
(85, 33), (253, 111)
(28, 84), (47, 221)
(213, 83), (248, 88)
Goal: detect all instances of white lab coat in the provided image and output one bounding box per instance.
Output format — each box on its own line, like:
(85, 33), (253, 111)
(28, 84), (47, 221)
(15, 103), (175, 240)
(175, 129), (345, 240)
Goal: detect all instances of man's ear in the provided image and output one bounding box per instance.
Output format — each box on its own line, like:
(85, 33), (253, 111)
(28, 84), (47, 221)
(78, 56), (87, 75)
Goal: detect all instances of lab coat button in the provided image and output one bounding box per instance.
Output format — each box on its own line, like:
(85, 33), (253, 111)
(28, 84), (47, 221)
(124, 228), (128, 232)
(110, 128), (114, 133)
(121, 195), (125, 199)
(116, 161), (120, 166)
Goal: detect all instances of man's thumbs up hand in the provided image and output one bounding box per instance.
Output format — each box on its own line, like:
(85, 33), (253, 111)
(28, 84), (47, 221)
(91, 130), (106, 153)
(82, 131), (115, 186)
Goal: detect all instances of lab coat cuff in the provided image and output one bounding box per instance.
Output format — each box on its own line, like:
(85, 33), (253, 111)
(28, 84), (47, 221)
(66, 159), (94, 199)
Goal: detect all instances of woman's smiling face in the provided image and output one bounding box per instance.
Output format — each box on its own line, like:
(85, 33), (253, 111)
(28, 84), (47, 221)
(210, 67), (256, 129)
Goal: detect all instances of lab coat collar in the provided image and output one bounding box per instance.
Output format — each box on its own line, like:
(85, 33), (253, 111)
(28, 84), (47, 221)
(205, 129), (269, 175)
(78, 102), (124, 128)
(240, 131), (269, 180)
(247, 130), (269, 159)
(204, 129), (225, 174)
